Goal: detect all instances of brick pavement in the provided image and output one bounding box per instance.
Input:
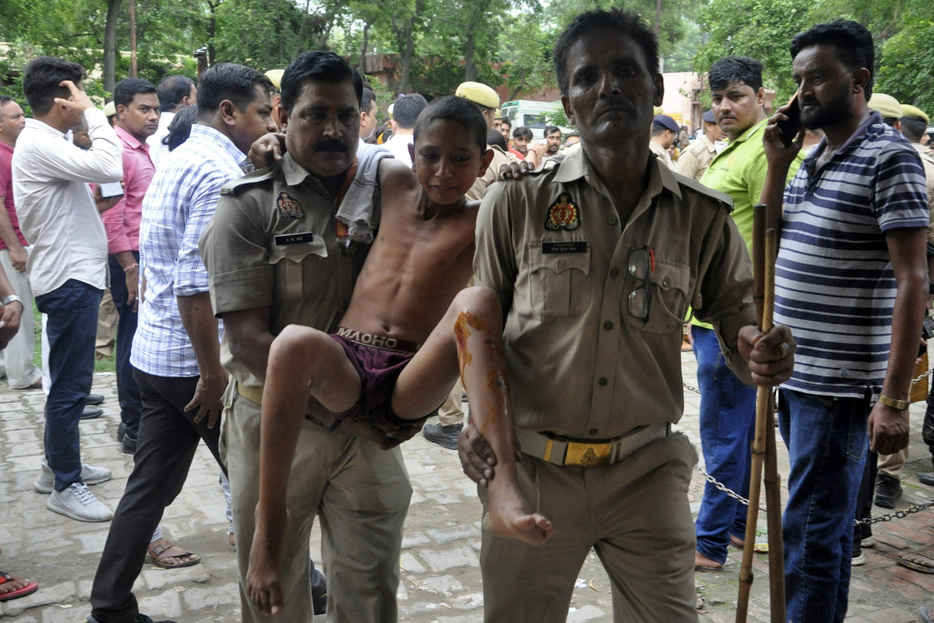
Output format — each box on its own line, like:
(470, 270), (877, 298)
(1, 352), (933, 622)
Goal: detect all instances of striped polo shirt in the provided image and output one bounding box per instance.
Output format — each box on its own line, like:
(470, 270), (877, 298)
(774, 111), (929, 398)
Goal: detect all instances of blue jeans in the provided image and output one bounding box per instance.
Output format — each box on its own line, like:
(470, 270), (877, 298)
(778, 388), (869, 623)
(108, 253), (142, 437)
(35, 279), (102, 491)
(692, 325), (756, 564)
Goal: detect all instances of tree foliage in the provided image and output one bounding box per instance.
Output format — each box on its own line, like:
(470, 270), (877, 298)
(694, 0), (934, 110)
(1, 0), (931, 116)
(695, 0), (815, 100)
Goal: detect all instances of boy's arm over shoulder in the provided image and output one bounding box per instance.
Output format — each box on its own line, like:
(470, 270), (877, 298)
(377, 157), (419, 218)
(377, 157), (418, 192)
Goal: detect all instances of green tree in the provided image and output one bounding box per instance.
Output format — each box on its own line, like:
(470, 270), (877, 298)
(876, 15), (934, 112)
(694, 0), (815, 99)
(214, 0), (321, 69)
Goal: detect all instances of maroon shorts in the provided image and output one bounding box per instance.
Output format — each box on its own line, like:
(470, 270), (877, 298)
(330, 331), (416, 429)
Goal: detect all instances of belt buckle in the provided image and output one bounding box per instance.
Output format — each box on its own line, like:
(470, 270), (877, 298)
(564, 441), (612, 467)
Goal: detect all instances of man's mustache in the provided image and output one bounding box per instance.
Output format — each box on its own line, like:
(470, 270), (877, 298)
(314, 140), (349, 152)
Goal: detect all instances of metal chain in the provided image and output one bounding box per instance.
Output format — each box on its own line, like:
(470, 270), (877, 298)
(696, 466), (750, 506)
(854, 500), (934, 525)
(912, 367), (934, 386)
(698, 463), (934, 526)
(685, 375), (934, 525)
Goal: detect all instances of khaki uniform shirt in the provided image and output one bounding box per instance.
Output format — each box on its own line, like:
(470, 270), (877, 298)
(467, 145), (520, 201)
(649, 140), (675, 170)
(474, 147), (755, 439)
(201, 153), (370, 388)
(675, 134), (718, 182)
(912, 144), (934, 245)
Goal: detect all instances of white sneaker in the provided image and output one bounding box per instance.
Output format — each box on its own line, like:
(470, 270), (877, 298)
(34, 462), (112, 494)
(47, 482), (113, 522)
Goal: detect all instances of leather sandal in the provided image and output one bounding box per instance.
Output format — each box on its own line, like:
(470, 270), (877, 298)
(145, 541), (201, 569)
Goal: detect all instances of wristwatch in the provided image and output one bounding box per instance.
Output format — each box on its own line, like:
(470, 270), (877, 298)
(878, 394), (910, 411)
(1, 294), (23, 311)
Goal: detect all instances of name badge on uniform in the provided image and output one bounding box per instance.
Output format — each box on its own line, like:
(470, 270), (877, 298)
(275, 232), (315, 246)
(542, 241), (587, 254)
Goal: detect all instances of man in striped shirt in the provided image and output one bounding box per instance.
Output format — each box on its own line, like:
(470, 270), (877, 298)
(761, 20), (929, 622)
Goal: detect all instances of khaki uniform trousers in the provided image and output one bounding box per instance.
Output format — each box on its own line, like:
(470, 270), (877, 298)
(480, 432), (699, 622)
(438, 377), (465, 426)
(877, 449), (907, 480)
(223, 387), (412, 623)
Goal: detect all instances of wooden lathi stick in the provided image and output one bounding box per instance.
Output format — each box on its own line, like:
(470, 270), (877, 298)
(736, 208), (784, 622)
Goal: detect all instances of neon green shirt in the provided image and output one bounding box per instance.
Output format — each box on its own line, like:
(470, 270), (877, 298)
(690, 119), (803, 329)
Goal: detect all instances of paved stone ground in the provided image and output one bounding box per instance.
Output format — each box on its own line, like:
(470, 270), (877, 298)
(2, 351), (934, 622)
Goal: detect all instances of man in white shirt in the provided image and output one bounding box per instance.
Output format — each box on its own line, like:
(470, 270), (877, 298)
(383, 93), (427, 167)
(13, 56), (123, 522)
(147, 75), (196, 169)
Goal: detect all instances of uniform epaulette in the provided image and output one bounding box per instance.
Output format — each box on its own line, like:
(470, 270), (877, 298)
(532, 155), (564, 175)
(220, 163), (281, 196)
(677, 175), (734, 213)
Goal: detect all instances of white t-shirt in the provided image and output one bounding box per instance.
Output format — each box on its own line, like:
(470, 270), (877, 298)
(383, 133), (414, 168)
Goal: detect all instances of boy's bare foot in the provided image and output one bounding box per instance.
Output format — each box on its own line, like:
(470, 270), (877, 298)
(484, 494), (553, 544)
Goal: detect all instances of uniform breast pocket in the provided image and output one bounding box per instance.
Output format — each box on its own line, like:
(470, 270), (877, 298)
(630, 259), (690, 334)
(526, 242), (592, 317)
(269, 238), (328, 300)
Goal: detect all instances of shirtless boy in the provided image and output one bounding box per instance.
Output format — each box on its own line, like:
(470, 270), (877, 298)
(247, 96), (553, 616)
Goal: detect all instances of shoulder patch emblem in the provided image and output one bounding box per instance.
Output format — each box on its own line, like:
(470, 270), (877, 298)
(276, 192), (305, 220)
(544, 193), (581, 231)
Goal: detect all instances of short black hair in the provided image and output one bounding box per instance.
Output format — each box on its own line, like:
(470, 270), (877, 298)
(361, 84), (377, 112)
(901, 117), (927, 143)
(0, 95), (13, 108)
(554, 9), (658, 97)
(412, 95), (487, 152)
(791, 20), (874, 98)
(544, 125), (561, 136)
(500, 117), (511, 128)
(487, 128), (507, 150)
(281, 51), (363, 115)
(156, 75), (195, 111)
(393, 93), (428, 129)
(513, 126), (533, 141)
(708, 56), (764, 94)
(114, 77), (157, 109)
(651, 124), (672, 137)
(163, 104), (199, 151)
(23, 56), (86, 116)
(197, 63), (274, 117)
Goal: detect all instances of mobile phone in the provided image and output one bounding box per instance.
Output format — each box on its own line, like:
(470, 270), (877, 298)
(100, 182), (124, 198)
(775, 92), (801, 147)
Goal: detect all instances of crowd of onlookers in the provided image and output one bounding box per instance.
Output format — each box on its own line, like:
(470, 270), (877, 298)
(1, 8), (934, 623)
